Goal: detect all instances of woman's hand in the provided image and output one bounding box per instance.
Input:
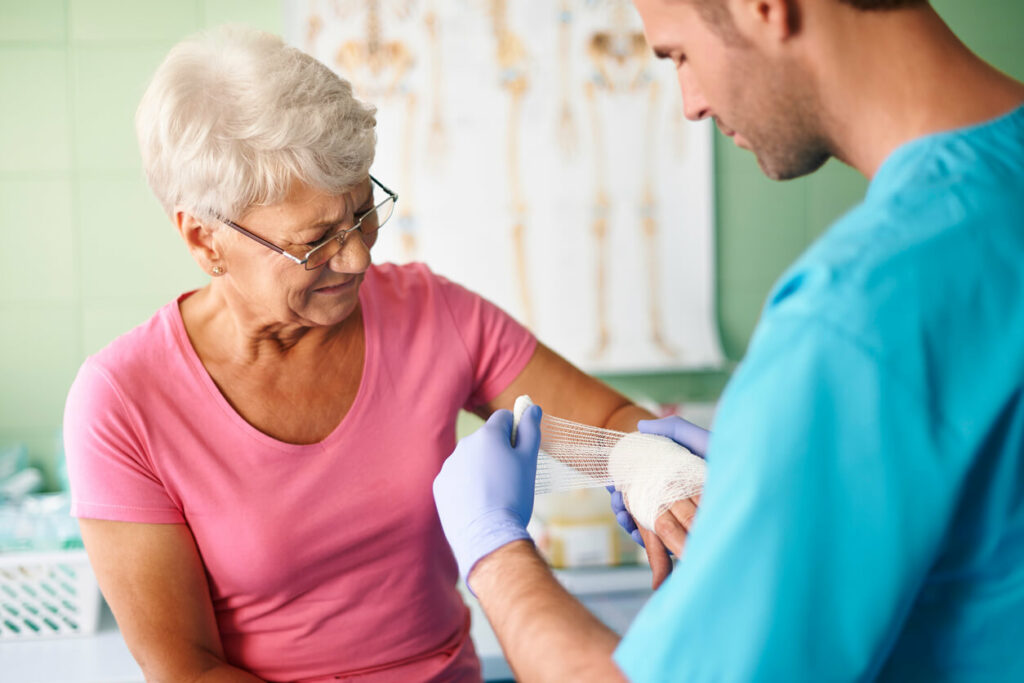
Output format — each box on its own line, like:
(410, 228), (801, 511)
(606, 485), (683, 589)
(630, 417), (711, 580)
(651, 495), (702, 558)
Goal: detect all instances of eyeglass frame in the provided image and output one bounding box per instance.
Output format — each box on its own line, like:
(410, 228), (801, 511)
(214, 174), (398, 270)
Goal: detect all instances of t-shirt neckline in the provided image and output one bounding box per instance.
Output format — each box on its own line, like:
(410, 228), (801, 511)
(168, 273), (377, 452)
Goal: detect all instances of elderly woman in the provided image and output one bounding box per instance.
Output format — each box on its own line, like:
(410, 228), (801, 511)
(63, 26), (657, 683)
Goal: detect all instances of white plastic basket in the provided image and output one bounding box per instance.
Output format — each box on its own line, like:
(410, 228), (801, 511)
(0, 549), (102, 639)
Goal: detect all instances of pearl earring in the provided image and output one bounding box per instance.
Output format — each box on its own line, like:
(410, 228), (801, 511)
(212, 265), (225, 276)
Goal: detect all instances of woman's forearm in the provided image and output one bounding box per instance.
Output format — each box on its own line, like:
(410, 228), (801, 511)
(601, 402), (657, 433)
(189, 663), (266, 683)
(136, 647), (265, 683)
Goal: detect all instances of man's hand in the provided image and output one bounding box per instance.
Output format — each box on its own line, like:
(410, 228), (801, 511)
(433, 405), (543, 584)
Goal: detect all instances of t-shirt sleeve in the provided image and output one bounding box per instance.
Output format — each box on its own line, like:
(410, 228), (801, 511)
(615, 312), (966, 681)
(433, 273), (538, 410)
(64, 359), (184, 523)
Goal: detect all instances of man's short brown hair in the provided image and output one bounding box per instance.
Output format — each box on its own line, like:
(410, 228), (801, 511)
(838, 0), (928, 8)
(689, 0), (929, 44)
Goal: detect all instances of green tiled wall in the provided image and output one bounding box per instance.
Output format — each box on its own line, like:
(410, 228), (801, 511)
(1, 0), (1023, 482)
(0, 0), (282, 485)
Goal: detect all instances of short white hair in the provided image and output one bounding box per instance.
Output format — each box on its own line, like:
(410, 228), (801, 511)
(136, 25), (377, 221)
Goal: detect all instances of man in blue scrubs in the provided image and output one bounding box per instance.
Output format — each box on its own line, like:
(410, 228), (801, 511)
(433, 0), (1024, 680)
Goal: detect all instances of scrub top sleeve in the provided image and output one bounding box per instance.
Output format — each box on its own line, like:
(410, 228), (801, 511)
(615, 313), (964, 682)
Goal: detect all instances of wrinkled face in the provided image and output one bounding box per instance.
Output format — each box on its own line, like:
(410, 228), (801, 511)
(634, 0), (831, 180)
(216, 178), (376, 328)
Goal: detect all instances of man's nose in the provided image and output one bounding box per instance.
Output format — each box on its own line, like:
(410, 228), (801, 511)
(678, 68), (712, 121)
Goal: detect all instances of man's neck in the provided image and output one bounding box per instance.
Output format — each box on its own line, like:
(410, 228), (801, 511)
(808, 4), (1024, 179)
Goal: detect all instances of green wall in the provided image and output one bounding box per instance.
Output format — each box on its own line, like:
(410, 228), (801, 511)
(1, 0), (1023, 483)
(0, 0), (283, 484)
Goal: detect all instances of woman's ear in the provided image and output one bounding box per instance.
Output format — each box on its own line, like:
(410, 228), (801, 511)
(175, 209), (224, 275)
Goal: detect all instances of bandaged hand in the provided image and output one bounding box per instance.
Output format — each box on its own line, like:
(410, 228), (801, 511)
(606, 415), (710, 583)
(433, 406), (543, 586)
(634, 416), (708, 557)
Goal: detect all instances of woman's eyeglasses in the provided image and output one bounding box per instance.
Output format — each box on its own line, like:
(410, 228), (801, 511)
(216, 175), (398, 271)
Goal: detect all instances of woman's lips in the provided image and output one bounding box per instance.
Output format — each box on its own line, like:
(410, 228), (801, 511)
(314, 278), (357, 294)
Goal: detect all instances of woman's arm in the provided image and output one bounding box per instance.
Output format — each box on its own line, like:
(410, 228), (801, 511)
(80, 519), (263, 683)
(480, 342), (654, 432)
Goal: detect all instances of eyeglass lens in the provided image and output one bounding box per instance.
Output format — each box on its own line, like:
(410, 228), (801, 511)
(304, 196), (396, 270)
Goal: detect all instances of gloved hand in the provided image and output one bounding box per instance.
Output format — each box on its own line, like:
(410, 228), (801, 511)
(433, 405), (543, 584)
(606, 485), (646, 548)
(608, 416), (710, 546)
(637, 416), (710, 457)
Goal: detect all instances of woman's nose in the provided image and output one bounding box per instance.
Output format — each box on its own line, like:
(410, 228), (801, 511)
(327, 232), (371, 273)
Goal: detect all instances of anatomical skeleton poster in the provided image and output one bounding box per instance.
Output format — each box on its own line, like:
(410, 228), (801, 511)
(285, 0), (724, 372)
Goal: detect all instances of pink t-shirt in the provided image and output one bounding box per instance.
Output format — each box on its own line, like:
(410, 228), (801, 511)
(64, 263), (537, 682)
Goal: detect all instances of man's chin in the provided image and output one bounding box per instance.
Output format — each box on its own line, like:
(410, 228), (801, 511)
(756, 150), (831, 181)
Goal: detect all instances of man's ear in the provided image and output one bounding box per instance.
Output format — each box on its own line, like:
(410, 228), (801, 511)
(728, 0), (800, 48)
(175, 209), (223, 274)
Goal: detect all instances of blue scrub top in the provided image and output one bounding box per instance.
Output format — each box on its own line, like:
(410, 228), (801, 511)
(616, 105), (1024, 681)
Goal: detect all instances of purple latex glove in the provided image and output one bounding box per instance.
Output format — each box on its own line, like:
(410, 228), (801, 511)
(637, 416), (711, 457)
(606, 484), (646, 547)
(433, 405), (543, 584)
(608, 416), (710, 547)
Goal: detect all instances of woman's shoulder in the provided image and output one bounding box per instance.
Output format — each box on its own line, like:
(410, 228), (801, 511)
(364, 261), (514, 343)
(84, 294), (192, 381)
(66, 294), (193, 431)
(369, 260), (443, 289)
(366, 261), (471, 304)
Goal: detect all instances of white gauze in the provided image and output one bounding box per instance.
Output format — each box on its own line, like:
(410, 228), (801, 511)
(513, 395), (706, 531)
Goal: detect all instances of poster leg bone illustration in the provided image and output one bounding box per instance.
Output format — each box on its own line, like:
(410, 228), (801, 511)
(582, 0), (678, 360)
(490, 0), (535, 329)
(424, 5), (448, 163)
(642, 80), (680, 359)
(332, 0), (421, 262)
(556, 2), (578, 158)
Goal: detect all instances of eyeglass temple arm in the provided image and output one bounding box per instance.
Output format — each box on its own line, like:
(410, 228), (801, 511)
(218, 216), (304, 264)
(370, 174), (399, 202)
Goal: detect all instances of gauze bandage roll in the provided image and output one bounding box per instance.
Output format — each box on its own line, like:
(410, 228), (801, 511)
(513, 395), (705, 531)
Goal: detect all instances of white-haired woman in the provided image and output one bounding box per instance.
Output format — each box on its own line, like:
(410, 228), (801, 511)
(63, 26), (660, 682)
